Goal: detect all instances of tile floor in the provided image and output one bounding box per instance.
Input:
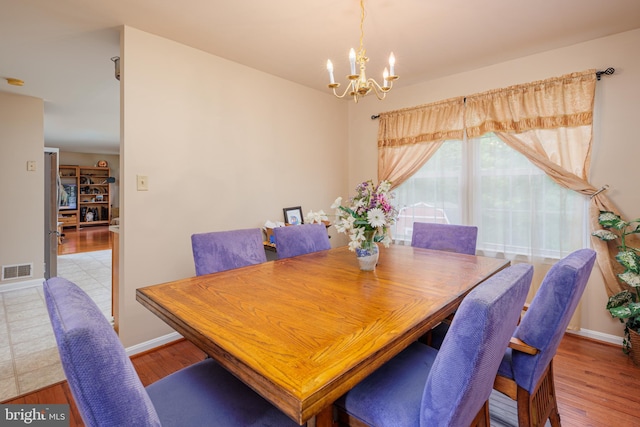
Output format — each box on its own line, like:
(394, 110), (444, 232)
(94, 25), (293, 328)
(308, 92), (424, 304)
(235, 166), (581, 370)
(0, 250), (112, 401)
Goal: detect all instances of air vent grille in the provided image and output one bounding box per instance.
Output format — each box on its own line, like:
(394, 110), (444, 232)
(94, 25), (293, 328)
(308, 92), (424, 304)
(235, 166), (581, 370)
(2, 263), (33, 280)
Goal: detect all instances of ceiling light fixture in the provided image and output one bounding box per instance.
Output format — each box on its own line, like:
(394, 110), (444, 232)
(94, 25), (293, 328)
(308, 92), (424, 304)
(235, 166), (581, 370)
(326, 0), (398, 103)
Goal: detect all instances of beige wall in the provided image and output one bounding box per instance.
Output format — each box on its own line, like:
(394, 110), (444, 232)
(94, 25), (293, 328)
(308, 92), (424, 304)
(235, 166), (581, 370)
(0, 92), (44, 286)
(346, 28), (640, 341)
(59, 152), (120, 209)
(118, 26), (349, 346)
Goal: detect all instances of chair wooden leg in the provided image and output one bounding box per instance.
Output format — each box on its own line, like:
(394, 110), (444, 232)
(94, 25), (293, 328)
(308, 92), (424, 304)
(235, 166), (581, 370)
(470, 401), (490, 427)
(516, 388), (533, 427)
(516, 361), (561, 427)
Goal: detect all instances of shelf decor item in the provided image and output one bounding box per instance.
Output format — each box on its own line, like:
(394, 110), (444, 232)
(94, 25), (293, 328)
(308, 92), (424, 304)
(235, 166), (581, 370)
(592, 210), (640, 361)
(332, 180), (397, 271)
(283, 206), (304, 225)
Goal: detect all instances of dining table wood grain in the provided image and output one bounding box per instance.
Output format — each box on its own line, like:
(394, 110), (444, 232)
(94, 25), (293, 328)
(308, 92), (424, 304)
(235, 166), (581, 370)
(136, 244), (510, 426)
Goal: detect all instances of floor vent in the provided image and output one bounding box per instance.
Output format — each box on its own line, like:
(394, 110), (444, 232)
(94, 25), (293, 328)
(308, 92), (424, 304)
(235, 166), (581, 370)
(2, 263), (33, 280)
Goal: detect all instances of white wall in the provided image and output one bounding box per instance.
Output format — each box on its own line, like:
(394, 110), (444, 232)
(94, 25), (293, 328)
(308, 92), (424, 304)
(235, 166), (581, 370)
(346, 28), (640, 341)
(119, 26), (349, 346)
(0, 92), (44, 286)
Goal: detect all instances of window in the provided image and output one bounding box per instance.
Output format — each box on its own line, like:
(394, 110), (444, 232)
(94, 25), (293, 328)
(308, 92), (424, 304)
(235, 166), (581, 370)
(392, 133), (588, 259)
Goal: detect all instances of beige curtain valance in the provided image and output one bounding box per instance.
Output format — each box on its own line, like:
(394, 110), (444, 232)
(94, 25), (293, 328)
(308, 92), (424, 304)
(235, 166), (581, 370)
(377, 97), (465, 147)
(465, 70), (596, 138)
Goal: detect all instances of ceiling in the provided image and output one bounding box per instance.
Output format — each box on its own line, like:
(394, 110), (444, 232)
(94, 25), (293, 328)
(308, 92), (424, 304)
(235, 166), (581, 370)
(1, 0), (639, 155)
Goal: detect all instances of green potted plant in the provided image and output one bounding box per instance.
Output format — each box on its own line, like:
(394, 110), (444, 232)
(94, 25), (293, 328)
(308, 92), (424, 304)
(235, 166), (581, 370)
(592, 211), (640, 357)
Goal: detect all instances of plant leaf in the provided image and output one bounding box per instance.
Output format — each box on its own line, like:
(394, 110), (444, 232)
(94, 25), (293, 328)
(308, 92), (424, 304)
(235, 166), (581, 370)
(608, 302), (640, 319)
(616, 251), (640, 274)
(591, 229), (618, 241)
(598, 211), (623, 228)
(619, 271), (640, 287)
(607, 290), (634, 309)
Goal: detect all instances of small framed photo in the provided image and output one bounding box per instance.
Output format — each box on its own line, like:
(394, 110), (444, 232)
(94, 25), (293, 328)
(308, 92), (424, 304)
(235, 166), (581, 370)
(283, 206), (304, 225)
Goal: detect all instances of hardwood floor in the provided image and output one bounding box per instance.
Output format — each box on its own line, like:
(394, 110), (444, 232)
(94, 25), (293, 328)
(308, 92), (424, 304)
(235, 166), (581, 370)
(58, 225), (111, 255)
(4, 334), (639, 426)
(3, 340), (206, 426)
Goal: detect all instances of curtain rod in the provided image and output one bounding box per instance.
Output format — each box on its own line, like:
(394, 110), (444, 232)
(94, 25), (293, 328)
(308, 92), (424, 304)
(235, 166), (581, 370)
(371, 67), (616, 120)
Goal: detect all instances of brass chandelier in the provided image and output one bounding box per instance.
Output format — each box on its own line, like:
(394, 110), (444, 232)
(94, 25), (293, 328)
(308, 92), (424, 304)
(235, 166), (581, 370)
(326, 0), (398, 102)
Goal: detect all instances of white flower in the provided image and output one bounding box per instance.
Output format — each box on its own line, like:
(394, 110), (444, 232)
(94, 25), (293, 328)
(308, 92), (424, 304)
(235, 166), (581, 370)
(331, 197), (343, 209)
(378, 181), (391, 193)
(348, 228), (366, 251)
(335, 220), (349, 234)
(354, 198), (366, 210)
(307, 210), (328, 224)
(335, 216), (356, 234)
(367, 208), (386, 228)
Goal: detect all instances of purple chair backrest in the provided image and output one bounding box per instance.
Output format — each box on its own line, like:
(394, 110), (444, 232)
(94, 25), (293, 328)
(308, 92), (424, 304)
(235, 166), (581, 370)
(191, 228), (267, 276)
(273, 223), (331, 259)
(411, 222), (478, 255)
(512, 248), (596, 393)
(44, 277), (161, 427)
(422, 263), (533, 426)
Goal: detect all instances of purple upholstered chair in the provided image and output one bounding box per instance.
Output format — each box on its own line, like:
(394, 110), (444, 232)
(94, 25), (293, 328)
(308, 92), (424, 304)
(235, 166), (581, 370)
(273, 223), (331, 259)
(335, 263), (533, 427)
(493, 248), (596, 427)
(430, 248), (596, 427)
(411, 222), (478, 255)
(191, 228), (267, 276)
(44, 277), (299, 427)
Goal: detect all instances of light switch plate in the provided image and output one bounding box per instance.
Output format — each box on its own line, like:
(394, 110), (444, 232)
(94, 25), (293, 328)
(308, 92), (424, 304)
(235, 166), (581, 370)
(137, 175), (149, 191)
(27, 161), (36, 171)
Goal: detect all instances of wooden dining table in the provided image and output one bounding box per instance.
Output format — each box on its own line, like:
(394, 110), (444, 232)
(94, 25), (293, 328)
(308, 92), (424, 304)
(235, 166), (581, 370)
(136, 244), (509, 426)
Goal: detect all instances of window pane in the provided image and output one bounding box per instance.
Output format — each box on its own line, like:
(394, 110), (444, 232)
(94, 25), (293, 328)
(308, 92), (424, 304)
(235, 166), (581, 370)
(392, 140), (463, 242)
(392, 133), (587, 259)
(474, 134), (586, 258)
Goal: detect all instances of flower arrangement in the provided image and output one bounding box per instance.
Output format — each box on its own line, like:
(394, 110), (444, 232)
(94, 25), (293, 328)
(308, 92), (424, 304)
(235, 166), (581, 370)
(592, 210), (640, 353)
(331, 180), (398, 252)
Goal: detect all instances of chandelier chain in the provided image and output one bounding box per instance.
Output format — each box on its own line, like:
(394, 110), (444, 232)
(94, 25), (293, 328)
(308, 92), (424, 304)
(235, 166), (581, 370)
(358, 0), (366, 61)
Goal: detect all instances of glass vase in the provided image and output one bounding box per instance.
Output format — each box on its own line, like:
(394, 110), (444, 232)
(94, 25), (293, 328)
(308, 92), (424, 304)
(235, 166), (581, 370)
(355, 231), (379, 271)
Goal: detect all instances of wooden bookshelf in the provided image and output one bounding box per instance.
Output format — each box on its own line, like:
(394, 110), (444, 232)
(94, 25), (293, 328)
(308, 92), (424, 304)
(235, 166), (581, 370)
(78, 166), (111, 227)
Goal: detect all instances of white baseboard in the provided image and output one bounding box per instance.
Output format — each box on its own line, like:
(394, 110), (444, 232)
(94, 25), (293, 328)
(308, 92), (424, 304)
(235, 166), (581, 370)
(125, 331), (183, 357)
(567, 328), (623, 346)
(0, 277), (44, 293)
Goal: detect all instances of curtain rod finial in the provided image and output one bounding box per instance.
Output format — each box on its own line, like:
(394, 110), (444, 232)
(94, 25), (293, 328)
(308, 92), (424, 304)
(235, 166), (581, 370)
(596, 67), (615, 80)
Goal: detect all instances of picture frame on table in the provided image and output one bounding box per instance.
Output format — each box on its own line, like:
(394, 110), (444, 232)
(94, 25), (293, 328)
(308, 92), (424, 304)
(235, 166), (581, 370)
(283, 206), (304, 225)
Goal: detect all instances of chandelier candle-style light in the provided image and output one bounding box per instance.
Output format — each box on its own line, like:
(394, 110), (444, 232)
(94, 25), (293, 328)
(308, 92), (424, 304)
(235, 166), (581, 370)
(326, 0), (398, 102)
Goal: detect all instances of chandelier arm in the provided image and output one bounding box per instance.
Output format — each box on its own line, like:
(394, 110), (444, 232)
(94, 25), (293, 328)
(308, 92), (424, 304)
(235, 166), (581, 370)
(367, 78), (391, 100)
(369, 79), (388, 101)
(330, 84), (356, 99)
